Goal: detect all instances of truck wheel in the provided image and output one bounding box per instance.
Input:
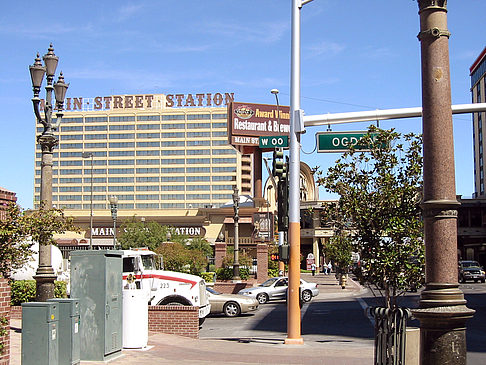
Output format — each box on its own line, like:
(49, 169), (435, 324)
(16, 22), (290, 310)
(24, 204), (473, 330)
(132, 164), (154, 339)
(223, 302), (241, 317)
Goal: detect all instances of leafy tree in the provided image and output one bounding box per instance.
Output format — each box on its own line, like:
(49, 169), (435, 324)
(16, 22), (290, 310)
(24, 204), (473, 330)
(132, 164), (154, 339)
(187, 236), (212, 258)
(317, 127), (424, 309)
(0, 202), (77, 279)
(324, 231), (353, 275)
(118, 217), (172, 251)
(154, 241), (208, 275)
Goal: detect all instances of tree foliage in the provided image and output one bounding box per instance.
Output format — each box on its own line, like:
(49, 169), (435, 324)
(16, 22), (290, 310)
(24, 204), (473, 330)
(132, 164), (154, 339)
(324, 231), (353, 274)
(317, 127), (425, 309)
(118, 216), (171, 251)
(0, 202), (77, 279)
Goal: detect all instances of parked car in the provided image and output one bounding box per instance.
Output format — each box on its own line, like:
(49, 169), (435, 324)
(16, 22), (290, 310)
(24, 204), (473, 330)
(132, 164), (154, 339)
(206, 287), (259, 317)
(458, 260), (485, 283)
(237, 277), (319, 304)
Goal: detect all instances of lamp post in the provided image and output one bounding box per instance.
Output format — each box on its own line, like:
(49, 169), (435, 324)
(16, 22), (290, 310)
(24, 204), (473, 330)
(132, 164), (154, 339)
(30, 44), (69, 302)
(109, 195), (118, 249)
(82, 152), (94, 250)
(232, 186), (240, 280)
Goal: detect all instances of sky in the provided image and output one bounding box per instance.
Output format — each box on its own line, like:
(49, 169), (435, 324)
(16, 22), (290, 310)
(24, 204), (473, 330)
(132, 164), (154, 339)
(1, 0), (485, 209)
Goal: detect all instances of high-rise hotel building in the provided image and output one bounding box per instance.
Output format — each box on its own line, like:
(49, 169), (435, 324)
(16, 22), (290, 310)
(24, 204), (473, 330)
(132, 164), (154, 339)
(34, 93), (253, 213)
(471, 48), (486, 197)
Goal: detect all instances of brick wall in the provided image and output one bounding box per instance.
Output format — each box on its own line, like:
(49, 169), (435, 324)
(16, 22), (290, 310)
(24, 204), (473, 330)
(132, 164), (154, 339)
(148, 305), (199, 339)
(213, 281), (255, 294)
(0, 278), (11, 365)
(256, 243), (268, 283)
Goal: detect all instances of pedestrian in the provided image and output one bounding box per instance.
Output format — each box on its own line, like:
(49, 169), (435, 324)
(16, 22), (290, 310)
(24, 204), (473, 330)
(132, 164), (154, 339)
(323, 261), (328, 275)
(327, 262), (332, 275)
(311, 262), (316, 276)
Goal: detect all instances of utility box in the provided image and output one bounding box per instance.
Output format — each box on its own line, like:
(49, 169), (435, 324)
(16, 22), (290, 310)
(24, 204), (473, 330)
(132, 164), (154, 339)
(70, 250), (123, 362)
(48, 298), (80, 365)
(21, 302), (59, 365)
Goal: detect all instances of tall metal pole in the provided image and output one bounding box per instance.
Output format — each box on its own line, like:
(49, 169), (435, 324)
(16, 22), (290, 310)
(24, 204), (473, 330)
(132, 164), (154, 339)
(30, 44), (69, 302)
(83, 152), (94, 249)
(412, 2), (474, 364)
(232, 187), (240, 280)
(286, 0), (311, 345)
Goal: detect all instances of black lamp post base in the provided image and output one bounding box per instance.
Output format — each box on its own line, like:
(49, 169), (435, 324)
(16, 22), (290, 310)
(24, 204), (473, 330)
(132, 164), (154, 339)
(33, 273), (57, 302)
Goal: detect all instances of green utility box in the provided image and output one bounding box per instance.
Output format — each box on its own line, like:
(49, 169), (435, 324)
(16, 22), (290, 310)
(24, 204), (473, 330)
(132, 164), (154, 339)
(21, 302), (59, 365)
(48, 298), (80, 365)
(70, 250), (123, 362)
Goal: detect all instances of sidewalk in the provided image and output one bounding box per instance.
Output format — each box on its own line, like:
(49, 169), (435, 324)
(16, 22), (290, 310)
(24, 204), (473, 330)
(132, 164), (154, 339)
(9, 273), (373, 365)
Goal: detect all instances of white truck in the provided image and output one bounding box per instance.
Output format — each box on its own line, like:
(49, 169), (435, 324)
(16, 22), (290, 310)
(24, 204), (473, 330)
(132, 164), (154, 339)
(121, 248), (211, 322)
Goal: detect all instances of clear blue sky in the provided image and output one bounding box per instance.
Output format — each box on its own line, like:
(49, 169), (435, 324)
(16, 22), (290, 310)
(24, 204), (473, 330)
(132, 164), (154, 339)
(1, 1), (485, 209)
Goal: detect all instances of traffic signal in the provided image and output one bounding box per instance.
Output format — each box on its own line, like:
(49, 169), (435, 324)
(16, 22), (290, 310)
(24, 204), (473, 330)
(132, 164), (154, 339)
(277, 156), (289, 231)
(272, 148), (284, 177)
(270, 253), (280, 261)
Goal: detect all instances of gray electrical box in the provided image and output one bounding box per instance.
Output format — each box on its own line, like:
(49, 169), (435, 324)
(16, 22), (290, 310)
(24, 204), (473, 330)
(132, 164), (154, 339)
(21, 302), (59, 365)
(70, 250), (123, 362)
(48, 298), (80, 365)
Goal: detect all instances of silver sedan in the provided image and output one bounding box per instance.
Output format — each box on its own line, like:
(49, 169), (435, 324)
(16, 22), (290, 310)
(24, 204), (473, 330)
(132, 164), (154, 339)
(237, 277), (319, 304)
(206, 287), (259, 317)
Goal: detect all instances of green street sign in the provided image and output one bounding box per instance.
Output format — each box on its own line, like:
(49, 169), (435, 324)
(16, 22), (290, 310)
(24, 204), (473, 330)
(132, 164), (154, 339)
(316, 131), (375, 153)
(259, 135), (289, 148)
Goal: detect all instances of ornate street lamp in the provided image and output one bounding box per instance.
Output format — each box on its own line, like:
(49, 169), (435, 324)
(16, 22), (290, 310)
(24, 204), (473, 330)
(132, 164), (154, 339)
(30, 44), (69, 301)
(82, 152), (94, 250)
(232, 186), (240, 280)
(109, 195), (118, 249)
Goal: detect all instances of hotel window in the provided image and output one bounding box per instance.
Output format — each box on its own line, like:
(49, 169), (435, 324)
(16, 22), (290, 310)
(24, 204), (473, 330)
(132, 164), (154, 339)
(212, 149), (236, 155)
(110, 151), (135, 157)
(60, 169), (82, 175)
(212, 185), (233, 190)
(110, 124), (135, 130)
(85, 117), (108, 123)
(161, 194), (184, 200)
(82, 177), (106, 183)
(109, 186), (134, 192)
(136, 159), (160, 165)
(60, 152), (83, 158)
(109, 168), (134, 174)
(212, 131), (227, 137)
(187, 132), (210, 138)
(137, 124), (160, 130)
(161, 185), (184, 191)
(212, 176), (235, 181)
(137, 203), (160, 209)
(110, 116), (135, 122)
(211, 122), (227, 128)
(162, 115), (185, 121)
(186, 176), (210, 182)
(212, 158), (237, 164)
(161, 203), (184, 209)
(109, 160), (134, 165)
(60, 178), (83, 184)
(60, 204), (82, 209)
(187, 140), (210, 147)
(85, 134), (107, 140)
(83, 185), (107, 191)
(137, 133), (160, 139)
(109, 177), (133, 183)
(162, 132), (185, 138)
(138, 115), (160, 121)
(187, 185), (210, 191)
(162, 141), (184, 147)
(136, 168), (160, 174)
(83, 195), (108, 201)
(187, 123), (210, 129)
(212, 140), (229, 146)
(84, 168), (106, 174)
(187, 114), (210, 120)
(61, 160), (82, 166)
(85, 125), (107, 131)
(212, 114), (227, 119)
(137, 141), (160, 148)
(84, 143), (107, 148)
(212, 194), (232, 200)
(137, 176), (159, 182)
(117, 195), (134, 200)
(83, 160), (106, 166)
(136, 194), (159, 200)
(110, 142), (135, 148)
(187, 194), (210, 200)
(186, 167), (210, 173)
(61, 126), (83, 132)
(161, 150), (185, 156)
(59, 195), (82, 201)
(136, 186), (160, 191)
(161, 159), (184, 165)
(109, 133), (135, 139)
(137, 150), (159, 156)
(161, 176), (184, 182)
(187, 158), (210, 164)
(161, 167), (185, 173)
(64, 117), (83, 123)
(161, 123), (185, 129)
(119, 203), (135, 209)
(59, 186), (82, 192)
(212, 166), (236, 173)
(60, 143), (83, 149)
(187, 149), (209, 155)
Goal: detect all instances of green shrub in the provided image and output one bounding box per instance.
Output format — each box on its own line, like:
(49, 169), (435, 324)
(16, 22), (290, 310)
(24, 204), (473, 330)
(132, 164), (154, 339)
(215, 267), (249, 280)
(10, 280), (68, 306)
(200, 272), (216, 283)
(268, 267), (280, 278)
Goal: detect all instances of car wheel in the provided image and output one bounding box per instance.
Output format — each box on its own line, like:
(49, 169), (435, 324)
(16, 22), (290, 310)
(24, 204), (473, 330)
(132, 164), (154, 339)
(301, 290), (312, 303)
(256, 293), (269, 304)
(223, 301), (241, 317)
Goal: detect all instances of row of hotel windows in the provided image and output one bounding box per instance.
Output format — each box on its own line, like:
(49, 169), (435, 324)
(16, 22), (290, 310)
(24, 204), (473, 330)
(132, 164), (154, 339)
(35, 175), (235, 184)
(54, 122), (228, 132)
(62, 113), (226, 124)
(50, 131), (228, 142)
(37, 202), (223, 210)
(35, 140), (229, 157)
(38, 184), (235, 192)
(50, 194), (233, 201)
(38, 157), (236, 168)
(35, 162), (238, 176)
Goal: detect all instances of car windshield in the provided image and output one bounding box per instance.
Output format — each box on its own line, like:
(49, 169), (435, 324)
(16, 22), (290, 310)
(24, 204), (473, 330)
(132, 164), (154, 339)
(141, 254), (156, 270)
(462, 261), (480, 268)
(259, 277), (280, 287)
(206, 287), (221, 295)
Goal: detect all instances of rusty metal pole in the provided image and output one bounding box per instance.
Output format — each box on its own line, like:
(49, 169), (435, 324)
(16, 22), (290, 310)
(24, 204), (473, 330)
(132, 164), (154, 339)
(412, 2), (475, 364)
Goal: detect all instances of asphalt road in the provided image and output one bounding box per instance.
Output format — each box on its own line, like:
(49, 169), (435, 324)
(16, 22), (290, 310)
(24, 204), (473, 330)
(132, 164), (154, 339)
(200, 282), (486, 363)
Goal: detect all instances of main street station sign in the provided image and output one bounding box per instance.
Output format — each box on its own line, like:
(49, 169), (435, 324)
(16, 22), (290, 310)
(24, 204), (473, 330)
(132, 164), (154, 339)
(228, 102), (290, 151)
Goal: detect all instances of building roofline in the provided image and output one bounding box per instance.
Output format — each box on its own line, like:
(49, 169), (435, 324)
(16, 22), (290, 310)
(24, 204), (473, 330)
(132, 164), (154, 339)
(470, 47), (486, 75)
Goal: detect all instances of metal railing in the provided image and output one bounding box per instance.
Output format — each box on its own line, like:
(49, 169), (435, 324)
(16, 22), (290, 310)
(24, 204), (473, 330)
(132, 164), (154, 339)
(369, 307), (412, 365)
